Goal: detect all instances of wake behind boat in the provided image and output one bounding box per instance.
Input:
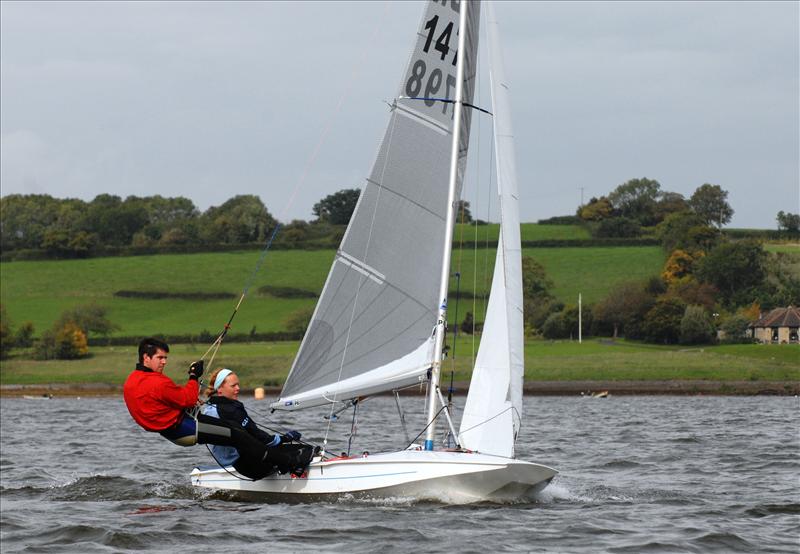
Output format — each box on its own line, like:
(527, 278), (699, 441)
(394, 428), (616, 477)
(192, 0), (557, 503)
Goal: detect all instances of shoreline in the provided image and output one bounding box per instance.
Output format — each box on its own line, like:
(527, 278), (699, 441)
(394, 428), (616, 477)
(2, 380), (798, 398)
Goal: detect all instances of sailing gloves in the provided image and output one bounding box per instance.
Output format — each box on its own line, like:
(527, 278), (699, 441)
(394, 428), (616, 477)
(281, 430), (302, 443)
(188, 360), (204, 381)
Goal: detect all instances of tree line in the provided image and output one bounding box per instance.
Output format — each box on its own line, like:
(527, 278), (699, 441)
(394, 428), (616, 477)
(497, 177), (800, 345)
(0, 190), (366, 258)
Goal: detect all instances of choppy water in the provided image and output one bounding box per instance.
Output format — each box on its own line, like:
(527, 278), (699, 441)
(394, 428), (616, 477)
(1, 394), (798, 553)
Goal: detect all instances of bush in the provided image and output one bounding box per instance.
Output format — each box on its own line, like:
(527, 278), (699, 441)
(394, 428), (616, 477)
(35, 322), (89, 359)
(57, 303), (119, 338)
(284, 307), (314, 334)
(537, 215), (581, 225)
(541, 312), (568, 339)
(524, 298), (564, 333)
(459, 311), (475, 335)
(594, 217), (642, 238)
(14, 322), (35, 348)
(720, 314), (753, 344)
(257, 286), (318, 299)
(679, 305), (716, 345)
(0, 305), (13, 359)
(643, 297), (686, 344)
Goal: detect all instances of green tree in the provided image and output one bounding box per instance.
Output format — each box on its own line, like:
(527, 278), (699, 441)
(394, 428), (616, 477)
(679, 305), (715, 345)
(656, 211), (719, 252)
(0, 194), (63, 250)
(720, 314), (752, 344)
(643, 296), (687, 344)
(14, 321), (35, 348)
(456, 200), (473, 223)
(689, 183), (734, 228)
(202, 195), (277, 244)
(608, 177), (662, 226)
(593, 280), (655, 339)
(521, 256), (553, 300)
(561, 304), (592, 339)
(654, 192), (689, 223)
(776, 211), (800, 234)
(83, 194), (149, 246)
(312, 188), (361, 225)
(524, 298), (564, 334)
(695, 240), (767, 306)
(541, 311), (567, 339)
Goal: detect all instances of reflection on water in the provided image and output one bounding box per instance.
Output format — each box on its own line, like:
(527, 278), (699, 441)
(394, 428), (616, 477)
(1, 395), (798, 553)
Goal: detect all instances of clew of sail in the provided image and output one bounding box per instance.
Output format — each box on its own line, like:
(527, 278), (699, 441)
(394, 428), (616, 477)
(458, 2), (524, 458)
(272, 1), (481, 411)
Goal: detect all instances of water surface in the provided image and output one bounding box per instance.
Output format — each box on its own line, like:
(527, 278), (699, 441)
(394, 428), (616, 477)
(1, 395), (798, 553)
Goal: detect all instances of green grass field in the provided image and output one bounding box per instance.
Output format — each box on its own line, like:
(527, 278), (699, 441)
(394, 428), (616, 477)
(0, 244), (665, 337)
(453, 223), (591, 242)
(764, 242), (800, 254)
(1, 338), (796, 387)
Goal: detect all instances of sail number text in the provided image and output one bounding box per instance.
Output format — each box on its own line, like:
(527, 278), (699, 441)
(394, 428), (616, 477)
(405, 13), (459, 116)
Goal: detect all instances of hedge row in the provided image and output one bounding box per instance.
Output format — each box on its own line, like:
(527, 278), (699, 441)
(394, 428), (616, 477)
(2, 237), (667, 262)
(87, 330), (304, 347)
(0, 238), (342, 262)
(723, 229), (798, 240)
(257, 285), (318, 299)
(114, 290), (237, 300)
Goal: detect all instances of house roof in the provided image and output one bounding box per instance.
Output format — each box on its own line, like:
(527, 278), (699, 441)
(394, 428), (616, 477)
(750, 306), (800, 328)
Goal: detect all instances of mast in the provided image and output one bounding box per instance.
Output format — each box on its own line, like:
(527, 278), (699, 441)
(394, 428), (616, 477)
(424, 0), (471, 451)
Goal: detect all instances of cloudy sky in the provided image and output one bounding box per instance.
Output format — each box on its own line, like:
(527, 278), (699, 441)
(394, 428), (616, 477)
(1, 1), (798, 228)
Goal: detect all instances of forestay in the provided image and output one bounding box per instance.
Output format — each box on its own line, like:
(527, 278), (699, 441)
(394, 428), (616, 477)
(273, 0), (481, 411)
(458, 1), (524, 458)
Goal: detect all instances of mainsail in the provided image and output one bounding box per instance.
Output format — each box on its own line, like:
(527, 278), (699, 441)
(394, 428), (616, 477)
(273, 1), (481, 410)
(458, 1), (524, 458)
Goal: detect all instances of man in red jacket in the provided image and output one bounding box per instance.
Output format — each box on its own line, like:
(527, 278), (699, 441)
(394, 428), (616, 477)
(123, 337), (271, 457)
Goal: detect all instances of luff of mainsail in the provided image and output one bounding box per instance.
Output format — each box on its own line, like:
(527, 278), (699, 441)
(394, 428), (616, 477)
(458, 1), (524, 458)
(272, 0), (480, 411)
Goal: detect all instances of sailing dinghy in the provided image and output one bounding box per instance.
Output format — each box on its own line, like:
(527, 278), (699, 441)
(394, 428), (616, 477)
(192, 0), (557, 502)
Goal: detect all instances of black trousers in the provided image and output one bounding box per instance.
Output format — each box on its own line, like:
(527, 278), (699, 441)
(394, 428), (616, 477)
(194, 414), (314, 479)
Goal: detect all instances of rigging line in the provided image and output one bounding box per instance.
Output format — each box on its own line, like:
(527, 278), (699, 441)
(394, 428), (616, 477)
(403, 405), (449, 451)
(321, 105), (401, 449)
(458, 405), (515, 436)
(198, 2), (394, 368)
(204, 444), (255, 482)
(199, 222), (283, 368)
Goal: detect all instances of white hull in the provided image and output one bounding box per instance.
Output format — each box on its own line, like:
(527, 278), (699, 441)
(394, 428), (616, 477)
(191, 449), (556, 503)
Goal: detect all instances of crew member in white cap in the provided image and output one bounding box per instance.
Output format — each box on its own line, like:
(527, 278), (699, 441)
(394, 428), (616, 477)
(202, 367), (314, 479)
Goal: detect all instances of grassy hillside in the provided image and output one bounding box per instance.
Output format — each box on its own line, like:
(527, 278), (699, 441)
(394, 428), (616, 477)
(1, 339), (797, 387)
(0, 243), (665, 338)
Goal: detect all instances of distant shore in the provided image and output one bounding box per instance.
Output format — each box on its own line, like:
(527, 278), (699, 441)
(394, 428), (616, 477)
(2, 380), (797, 398)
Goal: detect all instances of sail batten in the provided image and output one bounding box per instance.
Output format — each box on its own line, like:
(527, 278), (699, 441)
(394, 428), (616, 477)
(273, 1), (481, 410)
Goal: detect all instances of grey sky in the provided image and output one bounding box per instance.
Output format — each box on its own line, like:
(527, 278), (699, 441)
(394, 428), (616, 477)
(1, 1), (798, 228)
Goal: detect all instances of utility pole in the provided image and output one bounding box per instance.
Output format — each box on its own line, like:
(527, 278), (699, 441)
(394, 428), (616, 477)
(578, 293), (582, 344)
